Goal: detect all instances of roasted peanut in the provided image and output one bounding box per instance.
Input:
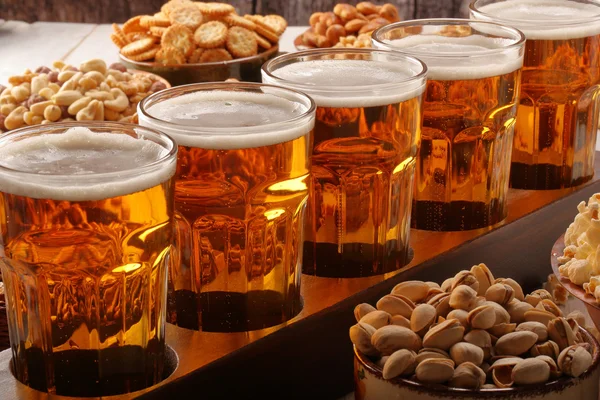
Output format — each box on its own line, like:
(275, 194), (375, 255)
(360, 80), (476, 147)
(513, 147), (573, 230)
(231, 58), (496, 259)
(4, 106), (27, 130)
(44, 105), (62, 122)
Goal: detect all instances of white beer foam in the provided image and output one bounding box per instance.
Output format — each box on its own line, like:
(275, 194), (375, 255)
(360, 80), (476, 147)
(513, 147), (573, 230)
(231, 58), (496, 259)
(140, 90), (314, 149)
(477, 0), (600, 40)
(262, 59), (426, 108)
(0, 127), (175, 201)
(380, 35), (523, 81)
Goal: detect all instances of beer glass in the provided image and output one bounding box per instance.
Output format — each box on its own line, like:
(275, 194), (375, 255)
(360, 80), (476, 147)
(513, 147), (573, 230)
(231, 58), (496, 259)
(373, 19), (525, 230)
(471, 0), (600, 189)
(0, 122), (176, 396)
(138, 83), (314, 332)
(262, 49), (427, 277)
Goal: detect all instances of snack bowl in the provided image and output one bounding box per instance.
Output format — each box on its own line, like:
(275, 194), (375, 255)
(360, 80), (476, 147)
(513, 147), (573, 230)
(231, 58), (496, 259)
(353, 325), (600, 400)
(119, 45), (279, 86)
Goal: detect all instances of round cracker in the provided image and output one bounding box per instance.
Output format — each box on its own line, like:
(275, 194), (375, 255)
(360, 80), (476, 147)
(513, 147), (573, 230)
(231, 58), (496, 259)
(150, 26), (167, 37)
(200, 48), (233, 62)
(262, 15), (287, 36)
(169, 4), (204, 31)
(110, 33), (127, 49)
(188, 48), (205, 63)
(112, 23), (129, 44)
(224, 14), (256, 31)
(161, 0), (191, 16)
(253, 32), (272, 49)
(254, 22), (279, 43)
(121, 37), (156, 56)
(197, 2), (235, 16)
(147, 15), (171, 27)
(128, 46), (160, 61)
(155, 46), (186, 65)
(140, 15), (153, 28)
(162, 24), (195, 57)
(194, 21), (228, 48)
(226, 26), (258, 58)
(123, 16), (145, 34)
(126, 31), (152, 42)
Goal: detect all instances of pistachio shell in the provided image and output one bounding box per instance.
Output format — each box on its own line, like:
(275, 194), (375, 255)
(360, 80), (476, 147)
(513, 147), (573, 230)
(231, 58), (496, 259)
(410, 304), (437, 336)
(354, 303), (376, 322)
(371, 325), (422, 355)
(425, 287), (445, 302)
(427, 292), (452, 318)
(449, 362), (486, 389)
(391, 314), (411, 329)
(495, 331), (538, 356)
(447, 309), (469, 328)
(350, 322), (380, 356)
(464, 330), (492, 358)
(484, 301), (511, 324)
(506, 300), (534, 324)
(558, 345), (593, 378)
(524, 309), (556, 326)
(548, 317), (578, 351)
(482, 384), (498, 389)
(524, 294), (542, 307)
(467, 305), (496, 330)
(450, 342), (485, 366)
(488, 323), (516, 338)
(536, 355), (561, 379)
(512, 358), (550, 385)
(485, 283), (515, 306)
(426, 281), (440, 289)
(423, 319), (465, 350)
(415, 358), (455, 384)
(449, 285), (478, 310)
(382, 349), (417, 379)
(376, 356), (389, 369)
(530, 341), (561, 359)
(392, 281), (430, 303)
(451, 270), (480, 293)
(471, 263), (495, 296)
(360, 310), (392, 329)
(516, 321), (548, 342)
(530, 289), (553, 301)
(377, 295), (415, 319)
(441, 278), (454, 293)
(415, 348), (451, 365)
(495, 278), (524, 301)
(537, 299), (563, 317)
(489, 357), (522, 388)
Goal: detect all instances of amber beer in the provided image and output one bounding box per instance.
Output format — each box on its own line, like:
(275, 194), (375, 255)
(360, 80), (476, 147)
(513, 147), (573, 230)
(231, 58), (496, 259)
(139, 83), (314, 331)
(471, 0), (600, 189)
(0, 123), (176, 396)
(263, 49), (427, 277)
(373, 20), (525, 230)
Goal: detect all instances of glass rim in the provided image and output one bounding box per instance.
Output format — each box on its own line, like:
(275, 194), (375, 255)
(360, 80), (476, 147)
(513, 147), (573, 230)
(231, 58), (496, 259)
(0, 121), (177, 180)
(138, 81), (316, 137)
(470, 0), (600, 26)
(371, 18), (526, 59)
(261, 47), (428, 94)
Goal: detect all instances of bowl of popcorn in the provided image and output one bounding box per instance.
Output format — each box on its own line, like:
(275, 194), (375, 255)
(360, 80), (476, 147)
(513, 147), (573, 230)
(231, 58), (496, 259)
(351, 264), (600, 399)
(294, 2), (400, 50)
(111, 1), (285, 86)
(0, 59), (169, 132)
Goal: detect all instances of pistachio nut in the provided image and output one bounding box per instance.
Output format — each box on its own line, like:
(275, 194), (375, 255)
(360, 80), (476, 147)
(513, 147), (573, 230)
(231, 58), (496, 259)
(354, 303), (376, 322)
(511, 357), (550, 385)
(449, 361), (486, 389)
(485, 283), (515, 306)
(529, 289), (553, 302)
(427, 292), (452, 318)
(566, 310), (587, 328)
(524, 309), (556, 327)
(548, 317), (578, 351)
(495, 331), (538, 356)
(391, 314), (411, 329)
(471, 263), (495, 296)
(422, 318), (465, 350)
(530, 341), (561, 359)
(449, 285), (478, 310)
(415, 358), (455, 384)
(536, 355), (561, 379)
(426, 281), (441, 289)
(506, 299), (534, 324)
(350, 322), (380, 356)
(451, 270), (480, 293)
(425, 287), (445, 302)
(376, 356), (389, 369)
(464, 330), (492, 359)
(360, 310), (392, 329)
(484, 301), (511, 324)
(482, 383), (498, 389)
(480, 362), (491, 375)
(491, 322), (517, 338)
(495, 278), (525, 301)
(537, 299), (563, 318)
(447, 309), (469, 328)
(371, 325), (422, 355)
(558, 345), (593, 378)
(392, 281), (430, 303)
(516, 321), (548, 342)
(524, 294), (542, 307)
(467, 305), (496, 330)
(415, 348), (451, 365)
(410, 304), (437, 336)
(441, 278), (454, 293)
(450, 342), (484, 366)
(382, 349), (417, 379)
(376, 294), (415, 319)
(489, 357), (522, 388)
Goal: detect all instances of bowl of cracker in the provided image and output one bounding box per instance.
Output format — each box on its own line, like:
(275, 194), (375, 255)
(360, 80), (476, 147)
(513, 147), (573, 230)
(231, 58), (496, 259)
(112, 1), (286, 85)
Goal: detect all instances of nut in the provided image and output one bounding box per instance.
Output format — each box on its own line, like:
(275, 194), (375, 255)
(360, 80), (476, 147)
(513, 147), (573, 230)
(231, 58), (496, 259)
(495, 278), (524, 301)
(449, 285), (477, 310)
(489, 357), (522, 388)
(422, 319), (465, 350)
(484, 301), (511, 324)
(410, 304), (436, 336)
(52, 90), (83, 106)
(350, 322), (379, 356)
(467, 305), (496, 330)
(485, 283), (515, 306)
(43, 105), (62, 122)
(31, 74), (49, 94)
(449, 342), (484, 366)
(11, 86), (30, 103)
(427, 292), (451, 318)
(548, 317), (578, 350)
(360, 310), (392, 329)
(537, 299), (563, 317)
(382, 349), (416, 379)
(392, 281), (430, 303)
(557, 345), (593, 378)
(67, 96), (92, 116)
(447, 309), (469, 328)
(29, 100), (52, 115)
(76, 99), (101, 121)
(495, 331), (538, 356)
(516, 321), (548, 342)
(451, 270), (480, 293)
(464, 330), (492, 359)
(4, 106), (26, 130)
(354, 303), (376, 322)
(80, 58), (108, 75)
(371, 325), (422, 354)
(536, 355), (561, 379)
(377, 294), (415, 319)
(530, 341), (561, 359)
(506, 300), (534, 324)
(415, 358), (455, 384)
(524, 309), (556, 326)
(471, 263), (495, 296)
(449, 362), (486, 389)
(391, 314), (411, 328)
(511, 358), (550, 385)
(415, 348), (450, 365)
(488, 322), (517, 338)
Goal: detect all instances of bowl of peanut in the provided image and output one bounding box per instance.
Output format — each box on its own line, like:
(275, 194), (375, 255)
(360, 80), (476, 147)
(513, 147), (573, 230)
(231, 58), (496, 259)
(351, 265), (600, 400)
(0, 59), (170, 133)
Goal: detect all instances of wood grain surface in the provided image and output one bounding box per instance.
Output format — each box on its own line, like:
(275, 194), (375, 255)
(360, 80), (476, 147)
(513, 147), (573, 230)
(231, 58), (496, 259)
(1, 0), (469, 25)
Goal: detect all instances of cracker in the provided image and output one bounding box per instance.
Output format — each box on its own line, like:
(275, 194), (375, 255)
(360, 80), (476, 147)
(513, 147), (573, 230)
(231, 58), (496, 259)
(161, 0), (191, 16)
(254, 31), (272, 49)
(169, 4), (204, 31)
(110, 33), (127, 49)
(224, 14), (256, 31)
(262, 15), (287, 36)
(150, 26), (167, 37)
(154, 12), (168, 19)
(194, 21), (228, 48)
(126, 32), (152, 42)
(140, 15), (153, 28)
(121, 37), (156, 56)
(254, 21), (279, 43)
(200, 48), (233, 62)
(123, 16), (145, 34)
(112, 23), (129, 44)
(147, 15), (171, 27)
(162, 24), (195, 57)
(197, 2), (235, 17)
(128, 46), (160, 61)
(226, 26), (258, 58)
(155, 46), (186, 65)
(188, 48), (205, 63)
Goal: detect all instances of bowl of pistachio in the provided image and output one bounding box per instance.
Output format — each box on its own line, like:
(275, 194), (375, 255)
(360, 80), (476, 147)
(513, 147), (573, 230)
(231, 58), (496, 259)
(351, 264), (600, 399)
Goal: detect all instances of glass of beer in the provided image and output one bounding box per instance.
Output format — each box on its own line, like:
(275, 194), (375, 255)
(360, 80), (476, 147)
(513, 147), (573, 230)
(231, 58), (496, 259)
(138, 83), (315, 332)
(262, 49), (427, 277)
(471, 0), (600, 189)
(0, 122), (177, 396)
(373, 19), (525, 230)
